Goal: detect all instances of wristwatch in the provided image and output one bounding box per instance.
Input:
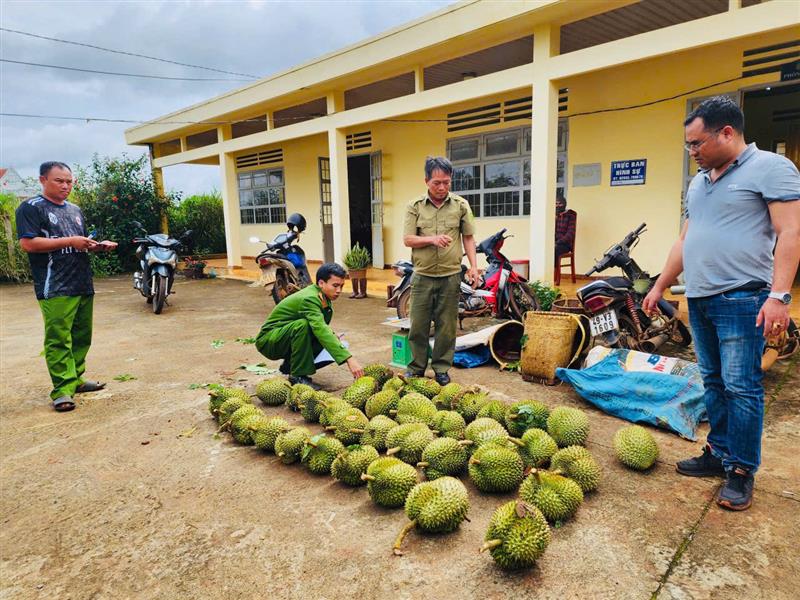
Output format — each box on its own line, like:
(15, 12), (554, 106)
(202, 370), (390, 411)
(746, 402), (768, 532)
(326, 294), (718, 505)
(767, 291), (792, 305)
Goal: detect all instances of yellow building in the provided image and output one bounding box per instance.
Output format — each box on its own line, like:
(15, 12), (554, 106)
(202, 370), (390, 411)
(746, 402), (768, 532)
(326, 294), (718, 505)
(125, 0), (800, 281)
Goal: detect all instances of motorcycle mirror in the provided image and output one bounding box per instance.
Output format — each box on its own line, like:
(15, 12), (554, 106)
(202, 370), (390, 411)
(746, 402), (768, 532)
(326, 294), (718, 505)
(181, 230), (193, 239)
(249, 236), (260, 243)
(131, 220), (144, 231)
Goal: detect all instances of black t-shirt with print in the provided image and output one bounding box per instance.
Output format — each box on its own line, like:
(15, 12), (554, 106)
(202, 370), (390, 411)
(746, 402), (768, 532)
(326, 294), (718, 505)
(15, 195), (94, 300)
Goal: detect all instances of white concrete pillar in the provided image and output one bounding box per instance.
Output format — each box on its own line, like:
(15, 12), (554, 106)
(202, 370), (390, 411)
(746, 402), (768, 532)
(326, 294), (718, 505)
(529, 24), (559, 282)
(327, 128), (351, 263)
(219, 152), (242, 268)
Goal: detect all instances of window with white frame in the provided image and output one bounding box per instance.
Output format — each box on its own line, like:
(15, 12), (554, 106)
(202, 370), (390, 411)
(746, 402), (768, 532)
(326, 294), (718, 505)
(237, 168), (286, 224)
(447, 123), (567, 218)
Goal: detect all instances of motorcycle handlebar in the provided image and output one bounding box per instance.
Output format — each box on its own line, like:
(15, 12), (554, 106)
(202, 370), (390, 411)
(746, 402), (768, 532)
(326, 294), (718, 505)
(635, 222), (647, 235)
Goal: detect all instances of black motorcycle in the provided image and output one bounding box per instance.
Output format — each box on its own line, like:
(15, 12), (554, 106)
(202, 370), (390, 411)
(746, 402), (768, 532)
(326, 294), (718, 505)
(577, 223), (692, 352)
(250, 213), (311, 305)
(131, 221), (192, 314)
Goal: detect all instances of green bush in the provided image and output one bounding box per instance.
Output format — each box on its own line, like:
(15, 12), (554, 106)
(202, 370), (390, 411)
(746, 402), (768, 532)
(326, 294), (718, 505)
(71, 154), (178, 274)
(343, 242), (371, 270)
(527, 280), (561, 311)
(167, 192), (225, 255)
(0, 192), (32, 283)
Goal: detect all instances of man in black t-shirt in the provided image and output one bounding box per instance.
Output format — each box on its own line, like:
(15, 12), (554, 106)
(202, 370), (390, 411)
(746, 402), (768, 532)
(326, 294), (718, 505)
(16, 161), (117, 412)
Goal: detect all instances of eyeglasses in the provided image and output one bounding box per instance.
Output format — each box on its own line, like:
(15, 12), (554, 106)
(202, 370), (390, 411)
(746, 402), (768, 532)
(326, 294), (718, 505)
(684, 127), (723, 152)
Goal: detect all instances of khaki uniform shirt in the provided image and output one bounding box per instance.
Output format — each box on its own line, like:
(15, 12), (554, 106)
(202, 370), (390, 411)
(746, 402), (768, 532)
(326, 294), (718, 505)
(403, 192), (475, 277)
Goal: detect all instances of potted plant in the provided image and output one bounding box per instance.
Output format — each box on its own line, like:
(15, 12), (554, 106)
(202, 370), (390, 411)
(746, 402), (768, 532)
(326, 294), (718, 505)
(183, 255), (207, 279)
(343, 242), (371, 299)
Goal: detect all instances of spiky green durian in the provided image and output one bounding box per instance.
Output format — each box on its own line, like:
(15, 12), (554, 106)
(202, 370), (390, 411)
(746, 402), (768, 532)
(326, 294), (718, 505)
(208, 386), (250, 416)
(325, 408), (369, 445)
(361, 456), (418, 508)
(359, 415), (398, 451)
(613, 425), (659, 471)
(288, 383), (314, 412)
(481, 501), (551, 570)
(299, 389), (330, 423)
(517, 428), (558, 468)
(549, 445), (601, 492)
(318, 397), (351, 426)
(403, 377), (441, 399)
(364, 389), (400, 419)
(255, 378), (291, 406)
(385, 423), (435, 465)
(363, 363), (394, 387)
(231, 412), (269, 445)
(301, 434), (346, 475)
(417, 437), (473, 480)
(452, 387), (491, 422)
(468, 442), (525, 493)
(504, 400), (550, 437)
(342, 376), (379, 410)
(430, 410), (467, 439)
(274, 427), (311, 464)
(253, 416), (291, 452)
(547, 406), (590, 447)
(464, 417), (509, 450)
(393, 477), (469, 554)
(393, 393), (437, 426)
(216, 395), (252, 424)
(476, 400), (508, 424)
(519, 469), (583, 523)
(331, 444), (380, 486)
(382, 375), (406, 394)
(432, 382), (463, 410)
(224, 404), (261, 432)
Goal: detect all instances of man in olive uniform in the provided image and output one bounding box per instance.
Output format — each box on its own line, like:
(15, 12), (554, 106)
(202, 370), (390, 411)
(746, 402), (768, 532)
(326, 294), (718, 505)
(403, 156), (479, 385)
(256, 262), (364, 386)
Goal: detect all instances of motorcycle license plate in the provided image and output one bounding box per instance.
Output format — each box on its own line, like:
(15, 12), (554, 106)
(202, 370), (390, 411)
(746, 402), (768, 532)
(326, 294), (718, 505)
(589, 309), (619, 337)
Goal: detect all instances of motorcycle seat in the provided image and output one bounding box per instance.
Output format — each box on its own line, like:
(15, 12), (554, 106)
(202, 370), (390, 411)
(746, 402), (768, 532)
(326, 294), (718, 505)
(579, 277), (633, 294)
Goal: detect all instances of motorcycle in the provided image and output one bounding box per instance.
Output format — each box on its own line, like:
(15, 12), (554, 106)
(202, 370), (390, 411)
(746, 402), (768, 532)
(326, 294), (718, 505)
(131, 221), (192, 314)
(387, 227), (540, 326)
(577, 223), (692, 352)
(249, 212), (311, 305)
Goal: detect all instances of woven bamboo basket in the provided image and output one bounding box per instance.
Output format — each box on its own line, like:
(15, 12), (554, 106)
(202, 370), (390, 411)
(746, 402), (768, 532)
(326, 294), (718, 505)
(520, 311), (587, 385)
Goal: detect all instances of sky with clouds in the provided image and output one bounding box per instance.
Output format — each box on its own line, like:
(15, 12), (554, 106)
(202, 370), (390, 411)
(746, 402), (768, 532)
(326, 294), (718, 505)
(1, 0), (453, 198)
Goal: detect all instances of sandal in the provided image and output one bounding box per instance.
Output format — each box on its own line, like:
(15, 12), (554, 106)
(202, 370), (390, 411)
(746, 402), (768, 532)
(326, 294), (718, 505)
(75, 381), (106, 393)
(53, 396), (76, 412)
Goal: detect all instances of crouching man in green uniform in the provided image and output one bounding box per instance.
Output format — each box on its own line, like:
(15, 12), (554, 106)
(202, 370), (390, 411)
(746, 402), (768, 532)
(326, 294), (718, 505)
(255, 263), (364, 387)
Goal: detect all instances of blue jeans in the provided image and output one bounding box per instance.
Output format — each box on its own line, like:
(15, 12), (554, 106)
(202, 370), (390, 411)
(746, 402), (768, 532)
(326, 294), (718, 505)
(687, 289), (768, 474)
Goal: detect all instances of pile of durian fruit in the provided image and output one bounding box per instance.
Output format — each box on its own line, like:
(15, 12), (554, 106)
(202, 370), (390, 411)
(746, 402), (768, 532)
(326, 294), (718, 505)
(208, 364), (659, 570)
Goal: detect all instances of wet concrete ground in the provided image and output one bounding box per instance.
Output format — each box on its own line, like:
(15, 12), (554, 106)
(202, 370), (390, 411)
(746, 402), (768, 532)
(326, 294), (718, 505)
(1, 277), (797, 599)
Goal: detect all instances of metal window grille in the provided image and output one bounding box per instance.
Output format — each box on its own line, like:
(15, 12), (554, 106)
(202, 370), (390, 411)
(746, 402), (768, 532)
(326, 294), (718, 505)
(237, 167), (286, 224)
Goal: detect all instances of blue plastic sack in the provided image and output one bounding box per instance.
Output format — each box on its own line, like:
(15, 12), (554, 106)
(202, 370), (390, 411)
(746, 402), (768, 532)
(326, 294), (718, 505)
(453, 345), (492, 368)
(556, 354), (707, 440)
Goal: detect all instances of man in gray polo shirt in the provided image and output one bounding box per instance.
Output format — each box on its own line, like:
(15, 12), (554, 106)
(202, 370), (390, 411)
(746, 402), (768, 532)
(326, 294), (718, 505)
(644, 95), (800, 511)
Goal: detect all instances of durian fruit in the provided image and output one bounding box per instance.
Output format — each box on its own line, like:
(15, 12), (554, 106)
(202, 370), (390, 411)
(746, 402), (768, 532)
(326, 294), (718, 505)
(253, 416), (291, 452)
(364, 389), (400, 419)
(550, 445), (601, 493)
(223, 403), (261, 432)
(359, 415), (398, 452)
(385, 423), (435, 465)
(517, 428), (558, 468)
(361, 456), (418, 508)
(468, 442), (525, 493)
(301, 434), (346, 475)
(299, 389), (330, 423)
(464, 417), (509, 450)
(417, 437), (473, 480)
(432, 382), (463, 410)
(208, 386), (250, 417)
(274, 427), (311, 464)
(392, 393), (437, 426)
(453, 387), (491, 422)
(519, 469), (583, 523)
(382, 375), (407, 394)
(331, 444), (380, 486)
(481, 501), (551, 570)
(430, 410), (467, 439)
(393, 477), (470, 555)
(325, 408), (369, 446)
(504, 400), (550, 437)
(318, 397), (351, 427)
(363, 363), (394, 387)
(476, 400), (508, 424)
(547, 406), (590, 447)
(231, 412), (270, 445)
(216, 395), (252, 424)
(613, 425), (659, 471)
(403, 377), (441, 399)
(342, 376), (379, 410)
(255, 378), (292, 406)
(288, 383), (314, 412)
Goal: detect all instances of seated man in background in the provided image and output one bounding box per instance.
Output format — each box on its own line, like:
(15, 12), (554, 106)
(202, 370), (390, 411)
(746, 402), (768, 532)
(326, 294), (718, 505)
(255, 262), (363, 388)
(555, 193), (577, 263)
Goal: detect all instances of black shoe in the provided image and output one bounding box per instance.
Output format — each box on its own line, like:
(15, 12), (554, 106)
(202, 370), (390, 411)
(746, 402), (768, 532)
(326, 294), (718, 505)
(676, 445), (725, 477)
(288, 375), (320, 390)
(403, 370), (424, 378)
(717, 467), (754, 511)
(279, 361), (291, 375)
(434, 372), (450, 386)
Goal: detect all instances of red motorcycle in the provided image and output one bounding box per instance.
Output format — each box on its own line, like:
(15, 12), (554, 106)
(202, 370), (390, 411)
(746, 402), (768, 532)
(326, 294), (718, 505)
(388, 228), (539, 326)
